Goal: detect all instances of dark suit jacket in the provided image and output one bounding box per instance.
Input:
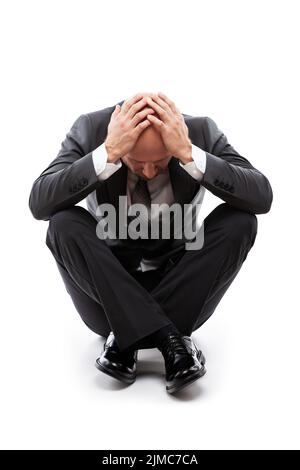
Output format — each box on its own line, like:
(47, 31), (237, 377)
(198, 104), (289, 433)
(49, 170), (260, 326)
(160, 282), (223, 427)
(29, 100), (273, 223)
(29, 100), (273, 259)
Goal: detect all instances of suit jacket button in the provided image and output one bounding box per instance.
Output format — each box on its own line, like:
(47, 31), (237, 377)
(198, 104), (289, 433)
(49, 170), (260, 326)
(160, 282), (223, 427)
(80, 177), (88, 186)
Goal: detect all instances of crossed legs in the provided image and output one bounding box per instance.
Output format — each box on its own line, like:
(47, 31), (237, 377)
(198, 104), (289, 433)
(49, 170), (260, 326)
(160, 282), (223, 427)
(46, 203), (257, 351)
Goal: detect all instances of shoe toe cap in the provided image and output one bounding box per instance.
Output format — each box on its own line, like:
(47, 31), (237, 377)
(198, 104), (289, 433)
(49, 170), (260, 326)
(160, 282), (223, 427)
(98, 356), (136, 374)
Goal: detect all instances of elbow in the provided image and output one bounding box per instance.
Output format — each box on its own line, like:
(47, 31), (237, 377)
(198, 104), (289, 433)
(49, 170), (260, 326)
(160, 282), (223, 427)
(256, 201), (272, 214)
(28, 189), (50, 221)
(30, 209), (49, 221)
(29, 201), (48, 221)
(257, 183), (273, 214)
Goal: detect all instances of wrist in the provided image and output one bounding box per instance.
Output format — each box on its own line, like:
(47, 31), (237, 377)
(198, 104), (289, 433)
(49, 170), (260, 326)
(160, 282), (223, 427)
(105, 141), (121, 163)
(177, 142), (193, 165)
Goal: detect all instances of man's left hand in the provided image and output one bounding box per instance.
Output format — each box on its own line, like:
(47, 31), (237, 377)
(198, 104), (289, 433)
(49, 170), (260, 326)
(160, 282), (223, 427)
(145, 92), (193, 164)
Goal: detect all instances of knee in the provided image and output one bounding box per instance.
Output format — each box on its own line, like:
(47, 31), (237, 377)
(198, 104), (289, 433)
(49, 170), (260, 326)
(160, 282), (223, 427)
(47, 206), (88, 243)
(226, 207), (257, 247)
(213, 204), (257, 247)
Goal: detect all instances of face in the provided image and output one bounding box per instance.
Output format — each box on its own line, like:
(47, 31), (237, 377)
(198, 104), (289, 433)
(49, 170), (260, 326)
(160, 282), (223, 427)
(122, 105), (172, 180)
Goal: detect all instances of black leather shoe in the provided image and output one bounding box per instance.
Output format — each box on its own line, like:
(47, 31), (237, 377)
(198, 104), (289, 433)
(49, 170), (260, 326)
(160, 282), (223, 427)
(95, 332), (137, 384)
(158, 333), (206, 394)
(182, 335), (206, 370)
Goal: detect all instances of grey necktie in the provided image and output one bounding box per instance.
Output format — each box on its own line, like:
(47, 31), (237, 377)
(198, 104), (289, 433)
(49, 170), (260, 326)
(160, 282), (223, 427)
(130, 178), (152, 225)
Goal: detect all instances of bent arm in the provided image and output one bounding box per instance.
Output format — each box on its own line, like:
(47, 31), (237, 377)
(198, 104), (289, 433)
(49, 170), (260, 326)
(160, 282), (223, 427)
(200, 117), (273, 214)
(29, 114), (100, 221)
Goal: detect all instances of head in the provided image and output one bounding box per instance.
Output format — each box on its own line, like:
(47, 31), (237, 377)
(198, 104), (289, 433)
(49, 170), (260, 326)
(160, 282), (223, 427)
(121, 92), (173, 180)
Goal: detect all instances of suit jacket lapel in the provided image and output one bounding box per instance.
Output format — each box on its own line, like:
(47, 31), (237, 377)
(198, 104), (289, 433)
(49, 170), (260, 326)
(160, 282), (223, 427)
(106, 162), (128, 208)
(168, 156), (200, 207)
(96, 156), (200, 212)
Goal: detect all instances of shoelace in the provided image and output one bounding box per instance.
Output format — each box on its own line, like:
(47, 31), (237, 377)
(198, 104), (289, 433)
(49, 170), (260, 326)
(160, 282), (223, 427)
(160, 334), (191, 368)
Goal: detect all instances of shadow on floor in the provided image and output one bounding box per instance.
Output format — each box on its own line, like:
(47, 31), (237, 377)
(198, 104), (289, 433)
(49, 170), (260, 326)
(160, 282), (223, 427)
(92, 341), (207, 400)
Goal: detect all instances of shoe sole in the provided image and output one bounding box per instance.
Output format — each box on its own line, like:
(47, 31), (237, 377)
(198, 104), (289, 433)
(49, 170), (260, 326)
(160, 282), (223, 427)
(95, 348), (205, 389)
(95, 359), (136, 385)
(166, 349), (206, 394)
(166, 365), (207, 394)
(197, 350), (206, 365)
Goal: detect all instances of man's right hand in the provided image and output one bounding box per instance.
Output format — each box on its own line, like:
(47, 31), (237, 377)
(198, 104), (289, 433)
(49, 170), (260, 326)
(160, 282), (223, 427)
(104, 93), (155, 163)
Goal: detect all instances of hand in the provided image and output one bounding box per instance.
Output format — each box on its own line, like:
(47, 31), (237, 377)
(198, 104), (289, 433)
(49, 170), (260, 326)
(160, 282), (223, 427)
(105, 93), (155, 162)
(145, 92), (193, 164)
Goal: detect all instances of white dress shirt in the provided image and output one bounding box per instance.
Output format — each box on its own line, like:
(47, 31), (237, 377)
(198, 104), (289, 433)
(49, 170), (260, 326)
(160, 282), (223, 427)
(89, 142), (207, 271)
(92, 143), (206, 183)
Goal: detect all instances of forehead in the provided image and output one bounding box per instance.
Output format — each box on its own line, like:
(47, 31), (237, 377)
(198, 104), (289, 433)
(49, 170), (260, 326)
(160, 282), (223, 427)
(128, 126), (170, 162)
(128, 153), (170, 163)
(128, 142), (170, 162)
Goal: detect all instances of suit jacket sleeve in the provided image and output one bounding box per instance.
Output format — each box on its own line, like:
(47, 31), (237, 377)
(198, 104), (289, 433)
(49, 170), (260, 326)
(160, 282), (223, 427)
(201, 117), (273, 214)
(29, 113), (101, 220)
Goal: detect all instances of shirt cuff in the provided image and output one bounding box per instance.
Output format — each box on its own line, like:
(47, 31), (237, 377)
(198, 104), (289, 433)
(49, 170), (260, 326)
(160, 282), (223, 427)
(92, 142), (122, 181)
(179, 144), (206, 181)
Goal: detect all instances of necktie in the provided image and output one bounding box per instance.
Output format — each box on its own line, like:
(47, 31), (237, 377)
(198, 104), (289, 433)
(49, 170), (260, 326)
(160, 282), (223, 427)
(128, 176), (175, 254)
(130, 178), (152, 226)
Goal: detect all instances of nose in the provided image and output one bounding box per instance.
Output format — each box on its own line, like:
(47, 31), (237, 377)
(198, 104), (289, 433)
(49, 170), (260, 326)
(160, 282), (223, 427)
(142, 162), (157, 179)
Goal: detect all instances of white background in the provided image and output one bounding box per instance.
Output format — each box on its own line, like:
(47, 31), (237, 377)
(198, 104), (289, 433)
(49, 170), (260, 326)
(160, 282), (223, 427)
(0, 0), (299, 450)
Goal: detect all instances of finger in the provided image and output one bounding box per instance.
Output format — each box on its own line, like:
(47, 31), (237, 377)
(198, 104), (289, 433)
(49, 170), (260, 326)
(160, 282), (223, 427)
(132, 107), (155, 126)
(157, 91), (180, 115)
(133, 118), (152, 135)
(113, 104), (121, 115)
(127, 97), (149, 119)
(121, 93), (144, 114)
(146, 113), (165, 129)
(145, 96), (170, 122)
(148, 94), (173, 116)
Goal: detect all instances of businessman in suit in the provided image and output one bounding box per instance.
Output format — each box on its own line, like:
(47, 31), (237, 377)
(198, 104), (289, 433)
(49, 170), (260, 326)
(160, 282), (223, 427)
(29, 92), (273, 394)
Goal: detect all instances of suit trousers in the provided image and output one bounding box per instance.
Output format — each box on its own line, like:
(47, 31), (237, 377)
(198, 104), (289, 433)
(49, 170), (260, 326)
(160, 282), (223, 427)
(45, 203), (257, 351)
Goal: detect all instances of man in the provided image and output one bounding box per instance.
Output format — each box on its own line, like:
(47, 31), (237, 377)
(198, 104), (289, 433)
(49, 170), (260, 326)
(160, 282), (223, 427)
(29, 92), (273, 394)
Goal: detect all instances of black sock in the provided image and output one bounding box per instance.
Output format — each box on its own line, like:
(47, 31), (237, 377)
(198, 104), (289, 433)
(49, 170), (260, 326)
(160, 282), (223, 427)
(149, 324), (180, 347)
(125, 324), (180, 351)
